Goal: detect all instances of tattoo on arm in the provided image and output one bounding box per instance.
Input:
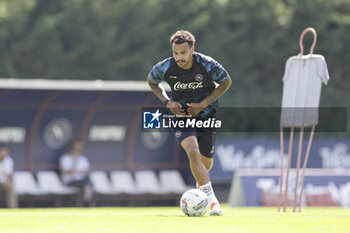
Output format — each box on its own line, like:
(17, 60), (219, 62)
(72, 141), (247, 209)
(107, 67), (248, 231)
(201, 76), (232, 107)
(147, 75), (170, 103)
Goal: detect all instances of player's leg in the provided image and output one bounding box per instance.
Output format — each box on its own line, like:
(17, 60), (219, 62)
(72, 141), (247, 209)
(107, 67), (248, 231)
(201, 155), (213, 171)
(176, 127), (222, 215)
(180, 136), (210, 185)
(198, 128), (216, 172)
(197, 129), (223, 216)
(195, 156), (213, 188)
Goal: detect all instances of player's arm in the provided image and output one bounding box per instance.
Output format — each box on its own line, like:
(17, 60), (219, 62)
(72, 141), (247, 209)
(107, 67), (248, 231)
(187, 76), (232, 116)
(147, 75), (185, 115)
(147, 75), (171, 104)
(201, 76), (232, 107)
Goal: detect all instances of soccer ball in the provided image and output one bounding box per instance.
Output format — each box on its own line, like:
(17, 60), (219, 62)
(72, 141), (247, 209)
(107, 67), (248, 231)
(180, 189), (209, 217)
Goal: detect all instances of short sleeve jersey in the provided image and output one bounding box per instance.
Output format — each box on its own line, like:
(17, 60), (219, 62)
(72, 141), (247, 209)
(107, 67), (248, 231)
(149, 52), (229, 118)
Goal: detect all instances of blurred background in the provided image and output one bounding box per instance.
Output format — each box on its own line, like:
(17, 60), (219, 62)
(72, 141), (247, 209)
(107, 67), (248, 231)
(0, 0), (349, 208)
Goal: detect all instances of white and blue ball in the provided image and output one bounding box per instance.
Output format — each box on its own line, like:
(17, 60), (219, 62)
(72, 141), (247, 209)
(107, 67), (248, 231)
(180, 189), (209, 217)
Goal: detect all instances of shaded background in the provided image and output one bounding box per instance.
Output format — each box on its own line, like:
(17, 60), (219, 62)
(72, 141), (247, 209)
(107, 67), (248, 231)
(0, 0), (349, 107)
(0, 0), (350, 207)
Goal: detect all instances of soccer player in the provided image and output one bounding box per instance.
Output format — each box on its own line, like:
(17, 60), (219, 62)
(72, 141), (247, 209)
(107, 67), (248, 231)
(147, 30), (231, 216)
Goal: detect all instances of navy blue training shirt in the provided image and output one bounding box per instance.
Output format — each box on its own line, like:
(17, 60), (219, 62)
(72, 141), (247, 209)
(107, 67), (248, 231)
(149, 52), (229, 118)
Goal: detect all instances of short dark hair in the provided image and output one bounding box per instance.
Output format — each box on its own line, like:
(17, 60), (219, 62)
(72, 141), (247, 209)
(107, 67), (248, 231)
(170, 30), (196, 47)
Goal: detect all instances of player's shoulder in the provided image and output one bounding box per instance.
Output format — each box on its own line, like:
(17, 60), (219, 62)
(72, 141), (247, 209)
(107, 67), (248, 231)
(152, 57), (176, 74)
(195, 52), (216, 63)
(194, 52), (220, 72)
(149, 57), (176, 83)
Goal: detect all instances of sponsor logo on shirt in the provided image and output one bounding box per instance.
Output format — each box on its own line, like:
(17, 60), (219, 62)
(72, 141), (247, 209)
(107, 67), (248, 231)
(174, 81), (203, 91)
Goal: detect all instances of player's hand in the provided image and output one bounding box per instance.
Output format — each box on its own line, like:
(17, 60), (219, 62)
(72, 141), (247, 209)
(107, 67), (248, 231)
(166, 101), (186, 116)
(186, 102), (204, 116)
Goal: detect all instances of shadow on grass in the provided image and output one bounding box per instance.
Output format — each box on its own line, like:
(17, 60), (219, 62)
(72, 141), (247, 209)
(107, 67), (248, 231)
(154, 215), (185, 217)
(154, 215), (209, 218)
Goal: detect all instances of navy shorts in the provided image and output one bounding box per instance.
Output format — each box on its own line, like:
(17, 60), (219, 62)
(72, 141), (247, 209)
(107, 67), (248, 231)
(172, 127), (216, 158)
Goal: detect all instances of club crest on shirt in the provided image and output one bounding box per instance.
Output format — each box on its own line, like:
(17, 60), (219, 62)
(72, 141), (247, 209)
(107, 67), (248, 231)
(195, 74), (203, 81)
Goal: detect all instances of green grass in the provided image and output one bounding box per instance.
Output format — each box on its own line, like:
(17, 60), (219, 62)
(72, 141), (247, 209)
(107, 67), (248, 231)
(0, 206), (349, 233)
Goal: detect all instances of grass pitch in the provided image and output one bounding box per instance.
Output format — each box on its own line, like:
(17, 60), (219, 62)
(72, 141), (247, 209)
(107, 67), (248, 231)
(0, 206), (349, 233)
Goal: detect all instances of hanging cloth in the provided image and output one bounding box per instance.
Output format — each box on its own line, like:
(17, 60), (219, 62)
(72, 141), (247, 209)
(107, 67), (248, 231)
(280, 28), (330, 127)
